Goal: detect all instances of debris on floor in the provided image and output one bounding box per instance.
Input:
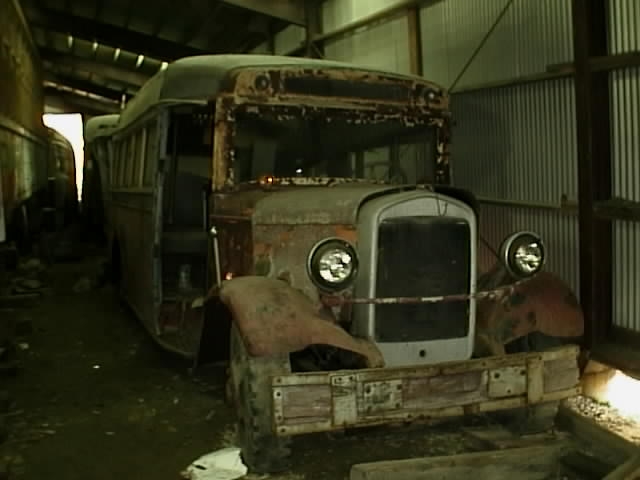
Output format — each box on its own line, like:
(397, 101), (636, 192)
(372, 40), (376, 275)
(181, 447), (248, 480)
(567, 396), (640, 445)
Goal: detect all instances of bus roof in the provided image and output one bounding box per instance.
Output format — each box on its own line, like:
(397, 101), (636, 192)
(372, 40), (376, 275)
(117, 54), (434, 130)
(85, 114), (120, 142)
(46, 127), (74, 150)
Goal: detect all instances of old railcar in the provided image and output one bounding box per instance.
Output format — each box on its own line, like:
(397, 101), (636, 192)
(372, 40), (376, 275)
(45, 127), (78, 230)
(0, 0), (47, 246)
(82, 114), (119, 238)
(0, 117), (48, 245)
(106, 55), (584, 473)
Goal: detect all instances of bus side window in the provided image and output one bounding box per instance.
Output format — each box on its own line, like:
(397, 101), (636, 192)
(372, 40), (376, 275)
(143, 122), (158, 186)
(130, 130), (141, 187)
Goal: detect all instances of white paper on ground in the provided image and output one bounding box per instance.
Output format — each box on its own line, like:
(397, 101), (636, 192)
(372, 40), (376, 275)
(181, 447), (248, 480)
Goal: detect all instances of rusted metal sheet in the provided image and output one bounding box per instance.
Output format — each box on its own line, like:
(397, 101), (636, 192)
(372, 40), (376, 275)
(218, 276), (384, 367)
(252, 184), (403, 225)
(271, 345), (580, 436)
(231, 67), (449, 113)
(213, 217), (253, 278)
(252, 222), (357, 304)
(476, 272), (584, 355)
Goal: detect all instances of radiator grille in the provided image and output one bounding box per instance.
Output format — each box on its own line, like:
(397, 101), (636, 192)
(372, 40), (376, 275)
(375, 216), (470, 342)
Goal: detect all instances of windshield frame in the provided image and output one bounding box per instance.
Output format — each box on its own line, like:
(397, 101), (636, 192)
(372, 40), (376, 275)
(212, 97), (448, 191)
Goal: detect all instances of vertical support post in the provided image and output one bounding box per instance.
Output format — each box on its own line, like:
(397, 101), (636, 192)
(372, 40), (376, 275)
(571, 0), (612, 349)
(267, 27), (276, 55)
(407, 7), (423, 76)
(304, 0), (323, 58)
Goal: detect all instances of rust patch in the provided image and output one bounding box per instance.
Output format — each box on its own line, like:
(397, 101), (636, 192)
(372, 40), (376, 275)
(333, 224), (357, 245)
(476, 271), (585, 348)
(219, 276), (384, 368)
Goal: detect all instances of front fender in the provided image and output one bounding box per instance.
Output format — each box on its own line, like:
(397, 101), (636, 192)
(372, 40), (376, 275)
(218, 276), (384, 368)
(476, 271), (584, 355)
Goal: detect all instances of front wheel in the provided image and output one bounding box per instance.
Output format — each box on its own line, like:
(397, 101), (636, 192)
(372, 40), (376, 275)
(229, 323), (292, 473)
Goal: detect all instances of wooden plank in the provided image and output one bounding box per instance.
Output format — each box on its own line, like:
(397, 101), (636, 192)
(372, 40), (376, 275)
(544, 357), (581, 393)
(560, 451), (618, 480)
(271, 347), (578, 390)
(488, 366), (526, 398)
(280, 385), (331, 422)
(556, 404), (637, 463)
(350, 443), (573, 480)
(272, 348), (580, 435)
(403, 371), (488, 410)
(527, 358), (544, 403)
(332, 374), (357, 426)
(604, 454), (640, 480)
(462, 426), (570, 450)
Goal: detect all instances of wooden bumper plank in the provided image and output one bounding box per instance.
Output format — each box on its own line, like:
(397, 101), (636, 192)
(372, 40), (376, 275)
(274, 345), (581, 436)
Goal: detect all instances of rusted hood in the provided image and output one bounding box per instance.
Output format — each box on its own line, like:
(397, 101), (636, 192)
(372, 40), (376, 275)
(252, 184), (404, 225)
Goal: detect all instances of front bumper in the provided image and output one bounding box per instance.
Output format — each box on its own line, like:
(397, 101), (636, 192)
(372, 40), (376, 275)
(271, 345), (581, 436)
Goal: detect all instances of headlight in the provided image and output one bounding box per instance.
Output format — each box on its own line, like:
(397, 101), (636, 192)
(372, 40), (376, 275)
(500, 231), (545, 278)
(308, 238), (358, 291)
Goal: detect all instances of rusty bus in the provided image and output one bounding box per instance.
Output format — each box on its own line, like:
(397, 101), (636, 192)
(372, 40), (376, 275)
(105, 55), (584, 473)
(45, 127), (78, 231)
(82, 114), (119, 238)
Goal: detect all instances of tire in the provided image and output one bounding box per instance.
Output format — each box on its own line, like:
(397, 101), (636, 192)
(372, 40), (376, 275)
(501, 332), (566, 434)
(229, 323), (292, 474)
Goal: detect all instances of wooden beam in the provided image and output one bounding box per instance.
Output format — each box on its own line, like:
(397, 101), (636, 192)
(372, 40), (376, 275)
(39, 47), (149, 88)
(304, 0), (323, 58)
(594, 198), (640, 222)
(407, 8), (423, 76)
(26, 6), (209, 62)
(548, 50), (640, 74)
(285, 0), (444, 56)
(220, 0), (306, 25)
(350, 443), (573, 480)
(571, 0), (612, 350)
(45, 92), (119, 115)
(44, 72), (126, 101)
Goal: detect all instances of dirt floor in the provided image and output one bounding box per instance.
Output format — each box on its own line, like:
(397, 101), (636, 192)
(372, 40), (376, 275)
(0, 239), (632, 479)
(0, 244), (490, 480)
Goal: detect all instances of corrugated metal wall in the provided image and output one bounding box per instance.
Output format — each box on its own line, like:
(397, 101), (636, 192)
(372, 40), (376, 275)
(315, 0), (581, 290)
(418, 0), (580, 289)
(313, 0), (640, 335)
(609, 0), (640, 332)
(321, 0), (411, 73)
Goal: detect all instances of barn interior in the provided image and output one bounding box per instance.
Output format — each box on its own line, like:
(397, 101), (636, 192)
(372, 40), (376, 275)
(1, 0), (640, 479)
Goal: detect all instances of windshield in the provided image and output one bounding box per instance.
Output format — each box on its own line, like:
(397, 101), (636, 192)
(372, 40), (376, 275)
(232, 106), (438, 184)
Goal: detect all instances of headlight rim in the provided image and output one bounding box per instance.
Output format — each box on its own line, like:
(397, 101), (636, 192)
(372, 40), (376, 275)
(307, 237), (359, 292)
(500, 231), (546, 278)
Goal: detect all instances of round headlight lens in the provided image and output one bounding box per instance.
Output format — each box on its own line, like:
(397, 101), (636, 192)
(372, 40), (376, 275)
(308, 239), (358, 291)
(318, 248), (354, 283)
(500, 232), (545, 278)
(514, 241), (543, 275)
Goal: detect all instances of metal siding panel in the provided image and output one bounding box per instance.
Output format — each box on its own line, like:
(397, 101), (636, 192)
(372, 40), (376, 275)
(611, 67), (640, 202)
(613, 221), (640, 331)
(611, 63), (640, 332)
(274, 25), (306, 55)
(321, 0), (410, 31)
(477, 204), (579, 294)
(450, 78), (577, 204)
(419, 0), (573, 88)
(249, 42), (270, 54)
(323, 17), (411, 74)
(609, 0), (640, 54)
